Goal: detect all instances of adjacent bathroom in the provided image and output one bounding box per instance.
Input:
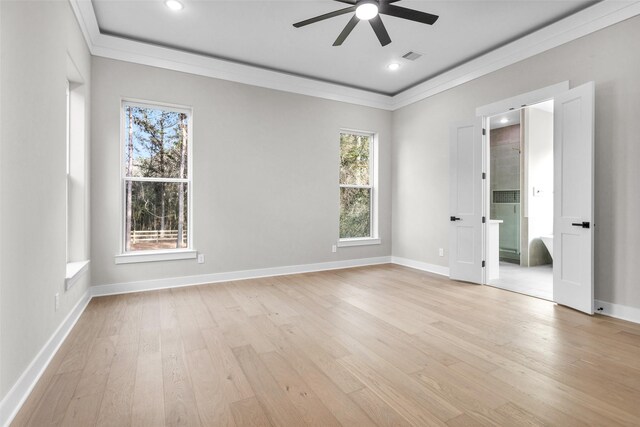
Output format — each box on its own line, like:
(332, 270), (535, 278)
(487, 100), (554, 300)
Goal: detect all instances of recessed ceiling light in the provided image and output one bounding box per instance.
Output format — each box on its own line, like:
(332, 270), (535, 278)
(387, 63), (400, 71)
(356, 1), (379, 21)
(500, 118), (509, 124)
(165, 0), (183, 11)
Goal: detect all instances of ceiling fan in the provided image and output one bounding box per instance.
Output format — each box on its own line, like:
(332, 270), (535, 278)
(293, 0), (439, 47)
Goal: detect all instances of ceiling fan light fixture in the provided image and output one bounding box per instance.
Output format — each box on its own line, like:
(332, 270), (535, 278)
(356, 1), (379, 21)
(165, 0), (184, 11)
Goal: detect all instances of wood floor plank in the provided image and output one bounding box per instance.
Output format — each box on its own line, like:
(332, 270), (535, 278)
(224, 282), (269, 317)
(139, 292), (162, 331)
(248, 316), (375, 427)
(276, 321), (365, 395)
(56, 307), (107, 374)
(25, 370), (82, 427)
(159, 289), (180, 331)
(95, 337), (139, 426)
(131, 329), (165, 427)
(185, 348), (236, 426)
(448, 362), (595, 426)
(338, 342), (462, 424)
(232, 345), (306, 427)
(349, 387), (413, 427)
(494, 402), (551, 426)
(172, 288), (207, 353)
(160, 328), (202, 427)
(338, 354), (449, 427)
(62, 335), (118, 426)
(230, 397), (273, 427)
(259, 351), (342, 427)
(13, 265), (640, 427)
(201, 327), (255, 403)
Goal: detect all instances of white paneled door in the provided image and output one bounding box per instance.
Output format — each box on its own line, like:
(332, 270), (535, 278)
(553, 82), (595, 314)
(449, 119), (484, 284)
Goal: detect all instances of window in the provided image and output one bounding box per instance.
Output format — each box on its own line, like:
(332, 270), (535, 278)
(338, 131), (379, 246)
(65, 67), (90, 289)
(121, 101), (192, 255)
(66, 80), (71, 262)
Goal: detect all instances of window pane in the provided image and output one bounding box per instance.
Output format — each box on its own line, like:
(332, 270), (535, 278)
(340, 133), (370, 185)
(124, 105), (189, 179)
(340, 187), (371, 238)
(125, 181), (188, 251)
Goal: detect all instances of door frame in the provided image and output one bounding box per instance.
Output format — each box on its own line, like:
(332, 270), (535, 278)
(476, 82), (569, 286)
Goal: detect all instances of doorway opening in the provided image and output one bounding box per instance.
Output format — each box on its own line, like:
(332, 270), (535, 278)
(449, 81), (594, 313)
(485, 100), (554, 300)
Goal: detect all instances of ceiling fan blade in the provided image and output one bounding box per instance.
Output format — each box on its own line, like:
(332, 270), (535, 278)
(333, 0), (357, 4)
(380, 4), (439, 25)
(333, 15), (359, 46)
(293, 6), (357, 28)
(369, 15), (391, 46)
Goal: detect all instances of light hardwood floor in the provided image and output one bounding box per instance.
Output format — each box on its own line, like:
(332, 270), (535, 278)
(11, 264), (640, 426)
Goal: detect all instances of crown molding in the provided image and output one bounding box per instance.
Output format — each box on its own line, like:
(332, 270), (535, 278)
(69, 0), (394, 110)
(69, 0), (640, 111)
(392, 0), (640, 110)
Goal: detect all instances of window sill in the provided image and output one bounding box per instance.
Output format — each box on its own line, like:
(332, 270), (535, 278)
(66, 260), (90, 290)
(337, 238), (381, 248)
(115, 249), (197, 265)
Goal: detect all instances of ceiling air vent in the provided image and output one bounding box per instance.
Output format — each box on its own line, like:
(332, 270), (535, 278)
(402, 51), (422, 61)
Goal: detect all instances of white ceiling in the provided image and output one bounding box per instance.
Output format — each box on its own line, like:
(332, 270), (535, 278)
(91, 0), (597, 95)
(488, 99), (553, 129)
(490, 109), (520, 129)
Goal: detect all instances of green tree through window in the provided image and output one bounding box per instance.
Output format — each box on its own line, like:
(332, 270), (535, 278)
(123, 103), (191, 252)
(339, 132), (374, 239)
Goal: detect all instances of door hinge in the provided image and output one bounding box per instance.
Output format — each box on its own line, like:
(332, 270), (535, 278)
(482, 216), (486, 223)
(482, 172), (486, 179)
(482, 128), (486, 136)
(482, 260), (486, 268)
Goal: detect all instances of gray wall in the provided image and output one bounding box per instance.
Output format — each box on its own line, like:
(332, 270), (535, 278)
(90, 58), (392, 286)
(0, 1), (91, 399)
(392, 15), (640, 308)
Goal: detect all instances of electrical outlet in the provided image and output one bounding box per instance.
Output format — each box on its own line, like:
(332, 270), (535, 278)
(197, 254), (205, 264)
(439, 248), (444, 257)
(55, 293), (60, 311)
(332, 245), (337, 253)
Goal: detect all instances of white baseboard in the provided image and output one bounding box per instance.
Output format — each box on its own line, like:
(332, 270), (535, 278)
(391, 256), (450, 277)
(92, 256), (392, 297)
(0, 290), (92, 427)
(595, 299), (640, 325)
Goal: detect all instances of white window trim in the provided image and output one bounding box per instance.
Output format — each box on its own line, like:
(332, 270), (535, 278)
(65, 80), (71, 263)
(338, 129), (379, 246)
(66, 54), (91, 289)
(337, 238), (381, 247)
(65, 260), (90, 290)
(119, 99), (195, 262)
(115, 250), (197, 264)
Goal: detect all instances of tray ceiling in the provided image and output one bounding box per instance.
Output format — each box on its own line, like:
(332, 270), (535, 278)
(91, 0), (598, 95)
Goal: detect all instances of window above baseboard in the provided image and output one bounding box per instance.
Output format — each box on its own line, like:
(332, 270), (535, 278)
(66, 260), (90, 290)
(115, 250), (197, 264)
(337, 238), (381, 248)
